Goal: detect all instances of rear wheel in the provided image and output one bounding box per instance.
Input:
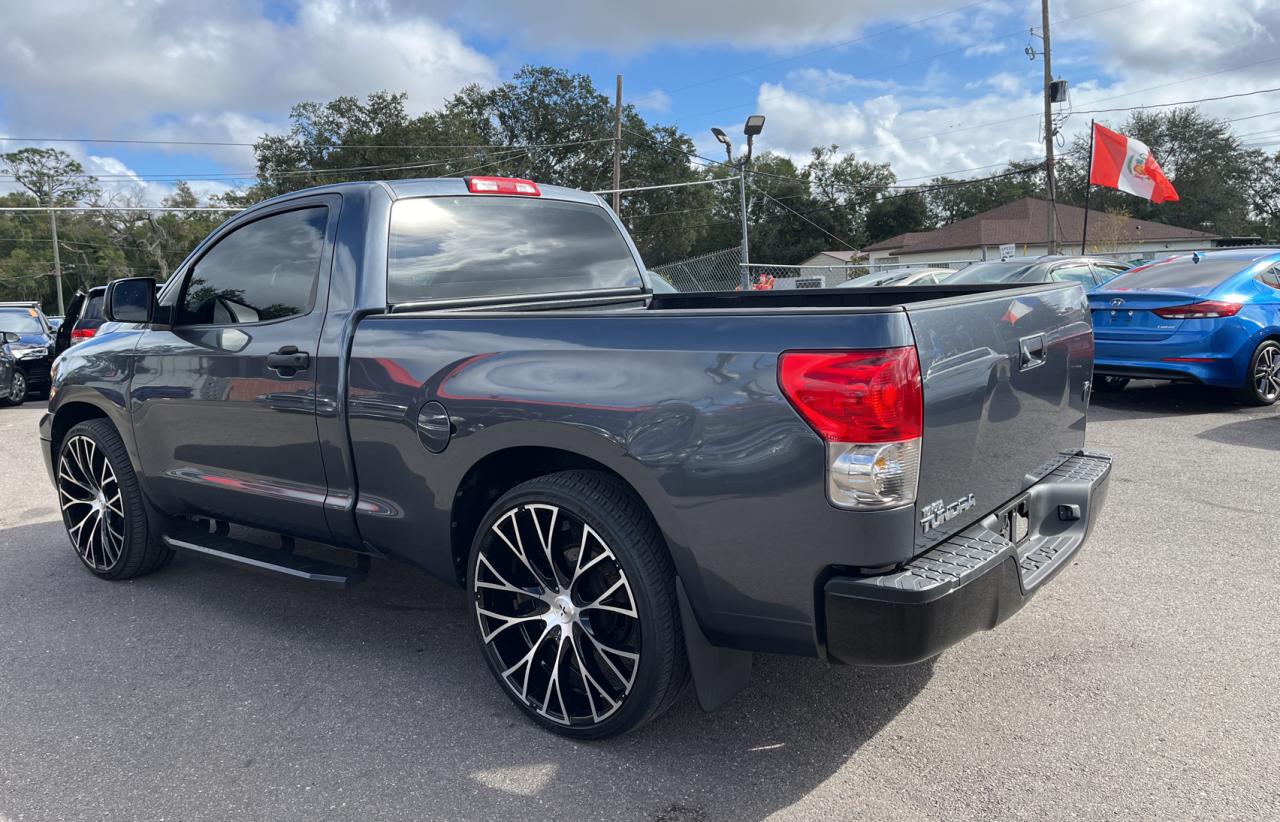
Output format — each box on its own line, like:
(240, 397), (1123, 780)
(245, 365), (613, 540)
(1094, 376), (1129, 393)
(56, 419), (172, 579)
(0, 368), (26, 407)
(1234, 340), (1280, 406)
(467, 470), (687, 738)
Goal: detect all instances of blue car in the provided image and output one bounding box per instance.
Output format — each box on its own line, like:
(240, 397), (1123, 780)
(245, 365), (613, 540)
(1089, 248), (1280, 405)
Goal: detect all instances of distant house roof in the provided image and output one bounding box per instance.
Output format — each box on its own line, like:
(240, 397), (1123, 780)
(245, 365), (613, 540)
(799, 250), (860, 266)
(860, 198), (1218, 256)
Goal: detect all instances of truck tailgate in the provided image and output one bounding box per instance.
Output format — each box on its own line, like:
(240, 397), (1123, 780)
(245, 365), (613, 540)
(905, 284), (1093, 553)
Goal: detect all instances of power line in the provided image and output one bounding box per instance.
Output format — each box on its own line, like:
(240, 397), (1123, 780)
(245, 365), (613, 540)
(1074, 86), (1280, 115)
(0, 134), (616, 150)
(592, 177), (739, 195)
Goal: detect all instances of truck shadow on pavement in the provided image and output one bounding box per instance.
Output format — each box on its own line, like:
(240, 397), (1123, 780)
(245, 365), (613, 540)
(0, 520), (935, 822)
(1089, 380), (1245, 420)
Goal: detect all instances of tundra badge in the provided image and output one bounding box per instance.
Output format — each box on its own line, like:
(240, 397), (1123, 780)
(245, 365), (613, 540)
(920, 494), (976, 533)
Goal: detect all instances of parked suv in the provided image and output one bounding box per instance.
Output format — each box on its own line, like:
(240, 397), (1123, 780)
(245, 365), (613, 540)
(0, 302), (56, 403)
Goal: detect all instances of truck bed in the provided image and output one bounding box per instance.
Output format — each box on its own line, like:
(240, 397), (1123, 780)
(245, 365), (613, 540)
(348, 281), (1094, 655)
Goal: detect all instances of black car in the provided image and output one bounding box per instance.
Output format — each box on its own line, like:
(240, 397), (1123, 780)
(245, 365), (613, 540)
(946, 255), (1130, 287)
(0, 302), (56, 403)
(0, 331), (19, 406)
(54, 286), (108, 353)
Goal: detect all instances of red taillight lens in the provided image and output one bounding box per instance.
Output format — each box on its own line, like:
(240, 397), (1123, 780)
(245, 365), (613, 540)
(465, 176), (541, 196)
(71, 327), (96, 340)
(1152, 300), (1243, 319)
(779, 348), (923, 443)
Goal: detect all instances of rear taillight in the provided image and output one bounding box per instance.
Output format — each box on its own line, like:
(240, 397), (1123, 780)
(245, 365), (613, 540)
(779, 348), (923, 510)
(1152, 300), (1242, 319)
(465, 176), (541, 196)
(71, 327), (96, 342)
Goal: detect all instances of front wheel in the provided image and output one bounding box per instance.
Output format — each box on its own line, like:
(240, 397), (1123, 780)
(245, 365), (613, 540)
(1234, 340), (1280, 406)
(0, 368), (26, 407)
(468, 471), (688, 738)
(56, 419), (172, 579)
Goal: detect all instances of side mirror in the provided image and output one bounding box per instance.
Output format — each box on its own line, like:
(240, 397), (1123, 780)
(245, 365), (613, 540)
(105, 277), (157, 324)
(1, 331), (19, 344)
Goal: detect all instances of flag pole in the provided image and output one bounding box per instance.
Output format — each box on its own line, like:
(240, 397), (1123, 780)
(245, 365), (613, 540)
(1081, 119), (1095, 254)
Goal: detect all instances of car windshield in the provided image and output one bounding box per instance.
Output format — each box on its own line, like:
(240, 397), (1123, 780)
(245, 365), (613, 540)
(1105, 256), (1253, 290)
(852, 271), (917, 287)
(946, 261), (1037, 284)
(0, 308), (45, 334)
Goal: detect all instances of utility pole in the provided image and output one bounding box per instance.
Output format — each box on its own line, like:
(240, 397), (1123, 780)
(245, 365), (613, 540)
(613, 74), (623, 214)
(1041, 0), (1058, 255)
(49, 204), (65, 316)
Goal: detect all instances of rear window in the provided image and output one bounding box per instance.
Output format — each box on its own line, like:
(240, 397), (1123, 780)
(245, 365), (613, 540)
(1107, 257), (1246, 290)
(387, 196), (643, 303)
(947, 261), (1037, 284)
(81, 293), (105, 321)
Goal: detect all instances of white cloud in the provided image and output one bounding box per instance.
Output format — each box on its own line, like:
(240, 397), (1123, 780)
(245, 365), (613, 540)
(634, 89), (672, 113)
(432, 0), (1005, 49)
(0, 0), (497, 149)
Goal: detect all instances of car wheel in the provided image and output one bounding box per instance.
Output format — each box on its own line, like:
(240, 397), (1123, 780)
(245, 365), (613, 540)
(56, 419), (173, 579)
(0, 368), (26, 407)
(468, 470), (688, 739)
(1094, 376), (1129, 393)
(1234, 340), (1280, 406)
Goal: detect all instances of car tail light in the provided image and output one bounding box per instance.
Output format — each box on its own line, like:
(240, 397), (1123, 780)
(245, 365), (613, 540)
(465, 176), (541, 196)
(779, 348), (923, 510)
(71, 327), (96, 342)
(1152, 300), (1242, 319)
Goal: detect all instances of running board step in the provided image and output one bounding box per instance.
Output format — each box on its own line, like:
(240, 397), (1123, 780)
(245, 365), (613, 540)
(162, 524), (369, 589)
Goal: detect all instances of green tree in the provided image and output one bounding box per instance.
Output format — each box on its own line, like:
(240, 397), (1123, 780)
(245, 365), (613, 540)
(1059, 107), (1254, 237)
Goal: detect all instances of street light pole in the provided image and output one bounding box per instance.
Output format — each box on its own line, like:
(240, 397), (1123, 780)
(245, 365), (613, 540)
(49, 204), (65, 316)
(713, 115), (766, 291)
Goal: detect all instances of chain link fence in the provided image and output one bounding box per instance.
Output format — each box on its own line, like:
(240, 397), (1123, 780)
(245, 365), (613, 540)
(650, 247), (744, 292)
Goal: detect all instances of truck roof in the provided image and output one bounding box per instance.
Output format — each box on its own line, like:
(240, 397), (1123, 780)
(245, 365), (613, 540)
(244, 177), (605, 215)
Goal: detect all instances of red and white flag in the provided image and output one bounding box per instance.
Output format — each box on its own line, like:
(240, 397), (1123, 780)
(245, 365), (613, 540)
(1089, 122), (1179, 203)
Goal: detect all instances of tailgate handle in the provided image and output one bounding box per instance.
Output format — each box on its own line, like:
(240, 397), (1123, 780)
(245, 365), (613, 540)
(1019, 334), (1047, 371)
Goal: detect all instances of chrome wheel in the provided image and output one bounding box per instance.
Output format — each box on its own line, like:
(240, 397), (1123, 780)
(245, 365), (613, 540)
(474, 503), (641, 727)
(57, 434), (126, 572)
(1253, 344), (1280, 402)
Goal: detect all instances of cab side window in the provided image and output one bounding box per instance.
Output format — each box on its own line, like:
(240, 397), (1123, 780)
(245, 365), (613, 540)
(178, 207), (328, 326)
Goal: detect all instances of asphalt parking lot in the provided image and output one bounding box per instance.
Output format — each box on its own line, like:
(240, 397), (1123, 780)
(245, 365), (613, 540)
(1, 384), (1278, 822)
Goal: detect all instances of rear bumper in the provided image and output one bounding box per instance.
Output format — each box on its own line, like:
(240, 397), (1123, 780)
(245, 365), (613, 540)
(823, 451), (1112, 666)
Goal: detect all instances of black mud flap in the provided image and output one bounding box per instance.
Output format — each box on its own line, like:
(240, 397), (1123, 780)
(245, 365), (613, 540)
(676, 577), (752, 712)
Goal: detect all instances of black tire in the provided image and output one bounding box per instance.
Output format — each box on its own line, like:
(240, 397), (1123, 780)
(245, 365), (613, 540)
(1234, 340), (1280, 406)
(55, 419), (173, 579)
(467, 470), (688, 739)
(1094, 375), (1129, 393)
(0, 368), (26, 407)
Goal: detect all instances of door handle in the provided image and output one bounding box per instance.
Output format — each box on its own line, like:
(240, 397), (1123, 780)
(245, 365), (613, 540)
(1019, 334), (1047, 371)
(267, 345), (311, 373)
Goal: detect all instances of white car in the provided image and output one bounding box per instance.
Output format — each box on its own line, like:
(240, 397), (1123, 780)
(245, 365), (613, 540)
(838, 268), (956, 288)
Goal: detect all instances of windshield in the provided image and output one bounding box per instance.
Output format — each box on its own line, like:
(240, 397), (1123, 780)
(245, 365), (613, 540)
(1105, 256), (1252, 290)
(947, 261), (1037, 284)
(852, 271), (916, 287)
(0, 308), (45, 334)
(388, 196), (643, 303)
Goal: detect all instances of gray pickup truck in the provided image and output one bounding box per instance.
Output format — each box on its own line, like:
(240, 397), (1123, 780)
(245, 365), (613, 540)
(41, 176), (1111, 738)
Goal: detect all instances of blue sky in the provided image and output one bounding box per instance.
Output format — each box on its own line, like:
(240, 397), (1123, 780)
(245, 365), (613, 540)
(2, 0), (1278, 203)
